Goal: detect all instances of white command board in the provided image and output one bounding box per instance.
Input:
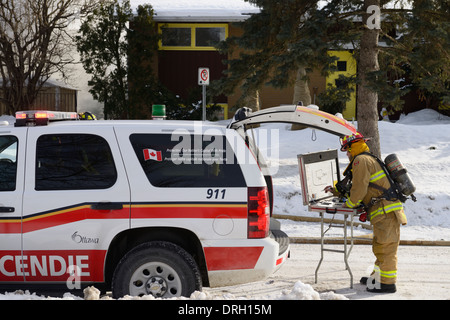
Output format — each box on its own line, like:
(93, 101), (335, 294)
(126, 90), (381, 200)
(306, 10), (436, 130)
(298, 149), (364, 215)
(298, 149), (340, 205)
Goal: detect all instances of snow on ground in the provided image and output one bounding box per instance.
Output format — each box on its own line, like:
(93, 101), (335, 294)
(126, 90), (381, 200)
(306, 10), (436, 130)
(0, 108), (449, 300)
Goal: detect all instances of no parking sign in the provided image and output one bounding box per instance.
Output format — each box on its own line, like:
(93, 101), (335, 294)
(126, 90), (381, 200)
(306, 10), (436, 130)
(198, 67), (210, 85)
(198, 67), (210, 121)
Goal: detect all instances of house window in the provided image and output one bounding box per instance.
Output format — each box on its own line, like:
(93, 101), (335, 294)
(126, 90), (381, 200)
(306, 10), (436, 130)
(337, 61), (347, 72)
(195, 27), (226, 47)
(161, 27), (191, 47)
(335, 79), (345, 88)
(159, 24), (228, 50)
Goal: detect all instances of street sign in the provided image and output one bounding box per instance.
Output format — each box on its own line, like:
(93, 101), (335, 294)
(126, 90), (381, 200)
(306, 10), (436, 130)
(198, 67), (210, 121)
(198, 67), (210, 85)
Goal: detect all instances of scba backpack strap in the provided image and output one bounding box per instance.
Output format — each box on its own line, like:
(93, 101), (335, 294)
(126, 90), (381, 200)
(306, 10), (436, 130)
(359, 152), (407, 202)
(337, 152), (415, 203)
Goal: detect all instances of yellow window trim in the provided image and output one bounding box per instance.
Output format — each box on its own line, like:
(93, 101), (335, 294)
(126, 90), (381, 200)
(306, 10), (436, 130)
(158, 23), (228, 51)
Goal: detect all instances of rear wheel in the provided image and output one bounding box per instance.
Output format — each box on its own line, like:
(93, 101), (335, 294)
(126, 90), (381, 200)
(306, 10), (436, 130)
(111, 241), (202, 299)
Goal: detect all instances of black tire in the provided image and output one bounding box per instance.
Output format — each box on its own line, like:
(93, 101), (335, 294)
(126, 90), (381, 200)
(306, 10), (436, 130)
(111, 241), (202, 299)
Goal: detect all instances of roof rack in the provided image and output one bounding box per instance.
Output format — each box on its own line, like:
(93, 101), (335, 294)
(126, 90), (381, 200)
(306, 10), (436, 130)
(14, 110), (78, 127)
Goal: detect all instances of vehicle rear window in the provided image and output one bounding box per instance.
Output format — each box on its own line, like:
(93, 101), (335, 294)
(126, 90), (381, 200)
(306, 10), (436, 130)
(130, 133), (246, 187)
(35, 134), (117, 190)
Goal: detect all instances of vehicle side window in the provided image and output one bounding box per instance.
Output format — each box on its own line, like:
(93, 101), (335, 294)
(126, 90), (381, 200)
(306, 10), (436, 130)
(35, 134), (117, 190)
(130, 133), (246, 187)
(0, 136), (18, 191)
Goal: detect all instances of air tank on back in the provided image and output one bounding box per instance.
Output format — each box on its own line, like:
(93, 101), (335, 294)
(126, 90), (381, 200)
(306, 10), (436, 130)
(384, 153), (416, 196)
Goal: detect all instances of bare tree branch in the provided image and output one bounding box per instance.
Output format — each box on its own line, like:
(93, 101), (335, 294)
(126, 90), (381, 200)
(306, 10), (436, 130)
(0, 0), (96, 114)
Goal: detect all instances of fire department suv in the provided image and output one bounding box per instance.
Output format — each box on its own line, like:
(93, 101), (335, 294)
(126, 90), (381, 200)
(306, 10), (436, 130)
(0, 105), (356, 298)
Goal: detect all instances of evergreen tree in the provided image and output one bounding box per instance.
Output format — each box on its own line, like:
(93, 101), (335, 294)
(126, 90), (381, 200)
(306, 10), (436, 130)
(76, 0), (221, 120)
(76, 0), (132, 119)
(215, 0), (449, 157)
(127, 3), (161, 119)
(76, 0), (164, 119)
(214, 0), (335, 110)
(373, 0), (449, 114)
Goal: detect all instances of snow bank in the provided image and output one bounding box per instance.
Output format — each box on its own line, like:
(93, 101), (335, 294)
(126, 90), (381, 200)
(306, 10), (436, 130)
(0, 290), (83, 300)
(397, 108), (450, 125)
(277, 281), (347, 300)
(0, 281), (346, 300)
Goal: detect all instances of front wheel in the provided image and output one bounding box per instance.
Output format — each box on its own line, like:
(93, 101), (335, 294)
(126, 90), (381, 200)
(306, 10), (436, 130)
(111, 241), (202, 299)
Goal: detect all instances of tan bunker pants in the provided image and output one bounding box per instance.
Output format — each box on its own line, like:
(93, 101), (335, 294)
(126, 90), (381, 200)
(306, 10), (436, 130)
(371, 212), (402, 285)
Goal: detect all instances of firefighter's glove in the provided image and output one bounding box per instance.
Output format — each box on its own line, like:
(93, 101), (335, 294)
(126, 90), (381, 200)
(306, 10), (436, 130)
(359, 212), (367, 222)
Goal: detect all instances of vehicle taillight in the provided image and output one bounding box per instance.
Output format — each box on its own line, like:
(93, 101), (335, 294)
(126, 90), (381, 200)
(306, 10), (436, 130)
(248, 187), (270, 239)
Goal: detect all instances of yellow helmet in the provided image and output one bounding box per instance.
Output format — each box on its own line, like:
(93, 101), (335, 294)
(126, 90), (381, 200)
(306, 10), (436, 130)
(78, 112), (97, 120)
(339, 132), (370, 151)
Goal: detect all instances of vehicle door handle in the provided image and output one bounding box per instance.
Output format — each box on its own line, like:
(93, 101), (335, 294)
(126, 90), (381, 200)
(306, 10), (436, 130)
(0, 207), (15, 213)
(90, 202), (123, 211)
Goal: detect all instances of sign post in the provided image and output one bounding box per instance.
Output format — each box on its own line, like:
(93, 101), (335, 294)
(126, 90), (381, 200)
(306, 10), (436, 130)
(198, 67), (210, 121)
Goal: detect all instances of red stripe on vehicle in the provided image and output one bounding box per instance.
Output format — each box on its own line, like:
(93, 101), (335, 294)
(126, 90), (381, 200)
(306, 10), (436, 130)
(203, 246), (263, 271)
(22, 206), (130, 233)
(0, 250), (106, 282)
(131, 204), (248, 220)
(0, 204), (129, 234)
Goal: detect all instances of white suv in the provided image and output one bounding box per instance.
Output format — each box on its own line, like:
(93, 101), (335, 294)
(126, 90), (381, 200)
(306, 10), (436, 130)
(0, 105), (356, 298)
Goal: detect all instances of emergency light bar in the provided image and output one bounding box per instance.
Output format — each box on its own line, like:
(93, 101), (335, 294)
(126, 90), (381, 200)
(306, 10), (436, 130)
(15, 110), (78, 127)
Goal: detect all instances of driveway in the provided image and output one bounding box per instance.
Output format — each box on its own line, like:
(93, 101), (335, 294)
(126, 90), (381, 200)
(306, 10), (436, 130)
(204, 243), (450, 300)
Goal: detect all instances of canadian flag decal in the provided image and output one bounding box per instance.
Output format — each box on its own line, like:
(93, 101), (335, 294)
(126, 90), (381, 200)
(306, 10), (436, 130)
(143, 149), (162, 161)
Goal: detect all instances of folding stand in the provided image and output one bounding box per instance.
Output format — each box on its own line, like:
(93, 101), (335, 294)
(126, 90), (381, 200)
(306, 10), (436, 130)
(309, 204), (364, 289)
(298, 150), (365, 289)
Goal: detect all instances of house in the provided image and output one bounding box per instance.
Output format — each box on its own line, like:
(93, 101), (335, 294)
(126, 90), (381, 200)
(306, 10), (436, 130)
(326, 50), (357, 120)
(0, 78), (78, 115)
(132, 0), (357, 120)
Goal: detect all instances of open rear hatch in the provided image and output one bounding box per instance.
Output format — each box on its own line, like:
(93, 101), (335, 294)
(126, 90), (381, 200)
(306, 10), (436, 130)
(229, 103), (358, 214)
(229, 104), (358, 262)
(228, 104), (357, 137)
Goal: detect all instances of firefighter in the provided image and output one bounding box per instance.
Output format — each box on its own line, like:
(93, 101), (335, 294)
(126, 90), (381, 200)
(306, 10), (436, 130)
(328, 132), (407, 293)
(78, 111), (97, 120)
